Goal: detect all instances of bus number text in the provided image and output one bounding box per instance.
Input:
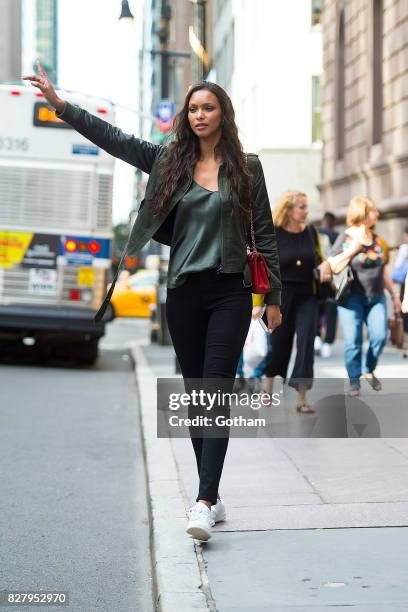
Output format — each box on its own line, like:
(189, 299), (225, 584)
(0, 137), (30, 152)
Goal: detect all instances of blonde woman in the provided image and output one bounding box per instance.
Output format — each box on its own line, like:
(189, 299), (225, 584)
(263, 191), (331, 413)
(328, 196), (401, 396)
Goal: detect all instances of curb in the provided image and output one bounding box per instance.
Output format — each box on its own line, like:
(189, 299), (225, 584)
(129, 342), (212, 612)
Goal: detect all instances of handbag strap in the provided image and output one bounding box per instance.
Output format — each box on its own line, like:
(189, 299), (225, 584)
(249, 207), (256, 251)
(307, 223), (324, 266)
(245, 153), (256, 252)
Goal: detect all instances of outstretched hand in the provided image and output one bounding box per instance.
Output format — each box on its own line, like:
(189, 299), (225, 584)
(22, 61), (64, 113)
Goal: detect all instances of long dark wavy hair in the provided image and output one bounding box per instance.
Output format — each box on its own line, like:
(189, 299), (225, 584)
(151, 82), (252, 220)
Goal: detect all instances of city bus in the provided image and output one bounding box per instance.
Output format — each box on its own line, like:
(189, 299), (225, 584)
(0, 82), (115, 364)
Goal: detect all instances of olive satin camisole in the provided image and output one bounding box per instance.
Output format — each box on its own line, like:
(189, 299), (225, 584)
(167, 180), (222, 288)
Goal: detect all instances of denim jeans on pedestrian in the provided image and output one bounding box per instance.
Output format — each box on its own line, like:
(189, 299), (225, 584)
(337, 291), (388, 385)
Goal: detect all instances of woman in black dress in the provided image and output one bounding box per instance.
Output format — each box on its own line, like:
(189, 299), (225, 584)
(263, 191), (331, 413)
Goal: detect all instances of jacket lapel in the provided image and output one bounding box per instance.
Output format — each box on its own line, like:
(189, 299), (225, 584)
(126, 167), (193, 257)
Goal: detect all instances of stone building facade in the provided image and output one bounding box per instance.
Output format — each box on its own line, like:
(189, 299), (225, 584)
(320, 0), (408, 243)
(0, 0), (22, 82)
(209, 0), (323, 218)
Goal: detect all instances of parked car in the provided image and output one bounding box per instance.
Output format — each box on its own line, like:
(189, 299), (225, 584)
(110, 269), (158, 318)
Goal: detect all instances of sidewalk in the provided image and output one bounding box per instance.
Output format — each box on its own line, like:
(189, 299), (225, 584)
(130, 338), (408, 611)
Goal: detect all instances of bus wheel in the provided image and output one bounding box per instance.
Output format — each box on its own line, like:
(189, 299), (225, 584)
(76, 338), (99, 366)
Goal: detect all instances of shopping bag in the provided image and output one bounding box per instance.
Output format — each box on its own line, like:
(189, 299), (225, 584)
(243, 318), (268, 377)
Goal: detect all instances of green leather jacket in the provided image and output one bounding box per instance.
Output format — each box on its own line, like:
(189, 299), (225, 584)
(56, 102), (282, 321)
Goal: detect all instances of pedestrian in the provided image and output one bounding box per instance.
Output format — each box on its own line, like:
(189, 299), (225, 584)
(319, 211), (339, 248)
(315, 211), (339, 358)
(327, 196), (401, 396)
(391, 224), (408, 350)
(263, 191), (332, 413)
(23, 63), (282, 541)
(402, 272), (408, 315)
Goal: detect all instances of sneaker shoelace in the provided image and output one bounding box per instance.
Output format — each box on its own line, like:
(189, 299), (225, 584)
(189, 503), (213, 523)
(188, 499), (220, 513)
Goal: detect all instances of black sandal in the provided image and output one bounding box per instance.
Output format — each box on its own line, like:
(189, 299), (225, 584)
(296, 403), (315, 414)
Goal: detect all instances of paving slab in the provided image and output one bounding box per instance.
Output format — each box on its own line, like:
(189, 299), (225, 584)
(201, 527), (408, 611)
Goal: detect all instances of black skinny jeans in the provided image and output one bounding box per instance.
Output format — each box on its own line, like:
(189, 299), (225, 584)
(166, 270), (252, 506)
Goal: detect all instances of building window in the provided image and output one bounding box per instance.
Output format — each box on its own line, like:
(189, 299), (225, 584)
(372, 0), (383, 144)
(36, 0), (58, 84)
(312, 0), (322, 27)
(335, 9), (345, 160)
(312, 76), (321, 142)
(226, 22), (234, 92)
(215, 22), (234, 92)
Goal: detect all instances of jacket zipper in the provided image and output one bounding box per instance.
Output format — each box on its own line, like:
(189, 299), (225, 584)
(217, 167), (225, 273)
(177, 174), (193, 206)
(217, 214), (224, 274)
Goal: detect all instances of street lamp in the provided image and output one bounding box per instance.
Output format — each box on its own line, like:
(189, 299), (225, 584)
(119, 0), (134, 22)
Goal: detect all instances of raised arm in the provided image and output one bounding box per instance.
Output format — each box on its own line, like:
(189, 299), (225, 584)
(54, 102), (163, 174)
(22, 61), (163, 174)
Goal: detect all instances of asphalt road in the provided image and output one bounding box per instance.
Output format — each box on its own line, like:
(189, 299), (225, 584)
(0, 319), (154, 612)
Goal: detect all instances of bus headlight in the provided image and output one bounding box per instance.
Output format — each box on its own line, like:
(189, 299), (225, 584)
(81, 289), (93, 303)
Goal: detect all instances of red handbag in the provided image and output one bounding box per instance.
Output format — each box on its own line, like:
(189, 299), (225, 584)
(247, 207), (271, 294)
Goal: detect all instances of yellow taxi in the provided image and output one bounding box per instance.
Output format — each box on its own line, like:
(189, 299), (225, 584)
(110, 269), (159, 318)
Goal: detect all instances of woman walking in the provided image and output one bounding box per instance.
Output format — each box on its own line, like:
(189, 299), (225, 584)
(263, 191), (332, 413)
(23, 63), (282, 541)
(328, 196), (401, 395)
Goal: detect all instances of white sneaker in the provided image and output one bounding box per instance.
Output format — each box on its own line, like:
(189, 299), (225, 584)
(314, 336), (322, 354)
(211, 497), (227, 523)
(321, 342), (332, 358)
(186, 502), (214, 541)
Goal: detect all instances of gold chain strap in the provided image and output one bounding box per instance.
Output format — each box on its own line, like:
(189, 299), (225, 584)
(246, 153), (256, 252)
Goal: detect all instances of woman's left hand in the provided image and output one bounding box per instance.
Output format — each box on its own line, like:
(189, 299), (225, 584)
(266, 305), (282, 333)
(318, 260), (333, 283)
